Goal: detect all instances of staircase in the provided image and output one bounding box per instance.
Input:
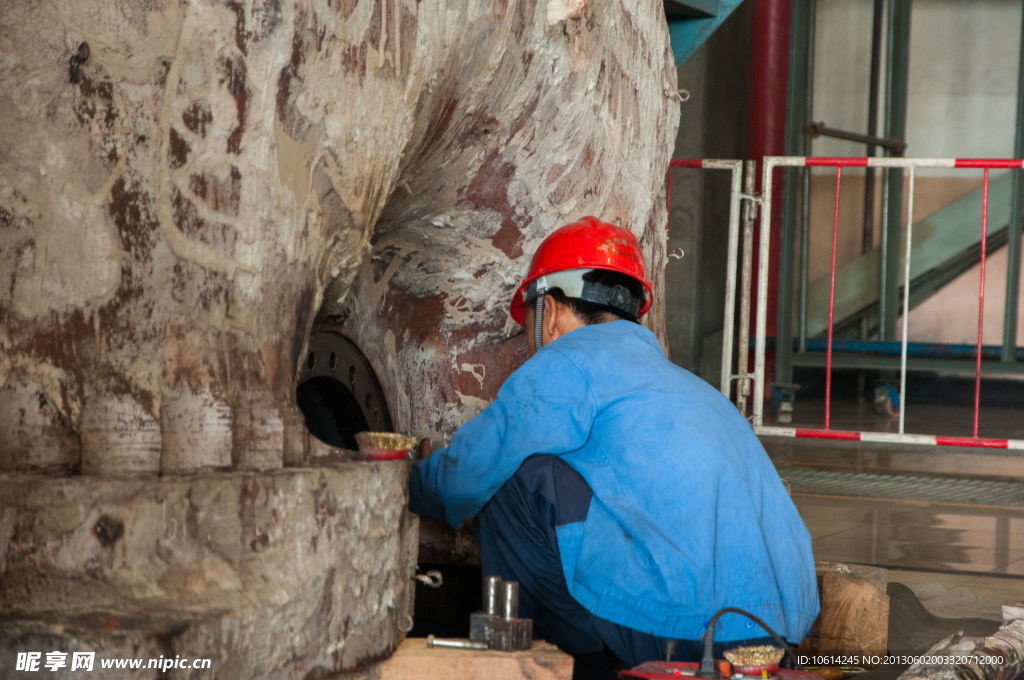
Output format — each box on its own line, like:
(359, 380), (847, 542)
(801, 171), (1013, 340)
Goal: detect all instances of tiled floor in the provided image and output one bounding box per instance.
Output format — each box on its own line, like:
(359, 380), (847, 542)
(764, 431), (1024, 620)
(783, 399), (1024, 442)
(766, 436), (1024, 482)
(885, 570), (1018, 621)
(791, 493), (1024, 620)
(792, 493), (1024, 573)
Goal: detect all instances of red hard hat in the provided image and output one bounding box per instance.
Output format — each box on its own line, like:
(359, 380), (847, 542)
(509, 216), (653, 325)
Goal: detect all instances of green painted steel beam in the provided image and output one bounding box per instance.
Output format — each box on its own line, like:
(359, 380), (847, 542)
(1002, 6), (1024, 362)
(776, 0), (813, 386)
(879, 0), (912, 342)
(799, 170), (1015, 339)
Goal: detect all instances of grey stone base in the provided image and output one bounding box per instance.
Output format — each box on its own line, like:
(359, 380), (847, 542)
(0, 463), (417, 679)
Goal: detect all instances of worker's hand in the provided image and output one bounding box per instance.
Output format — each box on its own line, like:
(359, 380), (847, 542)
(418, 438), (432, 461)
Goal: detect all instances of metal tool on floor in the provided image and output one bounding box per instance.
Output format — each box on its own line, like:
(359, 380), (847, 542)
(426, 635), (489, 650)
(469, 576), (533, 651)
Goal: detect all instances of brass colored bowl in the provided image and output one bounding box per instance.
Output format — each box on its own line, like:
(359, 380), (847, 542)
(355, 432), (418, 449)
(723, 645), (786, 667)
(355, 432), (418, 459)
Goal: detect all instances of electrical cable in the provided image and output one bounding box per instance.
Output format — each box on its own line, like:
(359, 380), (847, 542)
(695, 607), (801, 679)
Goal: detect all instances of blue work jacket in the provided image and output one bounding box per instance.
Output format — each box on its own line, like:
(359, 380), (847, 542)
(409, 320), (819, 643)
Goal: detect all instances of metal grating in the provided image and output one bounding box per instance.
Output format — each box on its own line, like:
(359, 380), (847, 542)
(779, 467), (1024, 507)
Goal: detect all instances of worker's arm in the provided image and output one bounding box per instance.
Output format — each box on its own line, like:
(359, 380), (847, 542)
(408, 346), (597, 529)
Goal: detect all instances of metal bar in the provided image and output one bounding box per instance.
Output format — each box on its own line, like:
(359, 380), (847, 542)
(737, 161), (756, 413)
(975, 169), (990, 438)
(955, 158), (1024, 168)
(791, 351), (1024, 374)
(879, 0), (912, 343)
(426, 635), (488, 651)
(754, 159), (777, 428)
(860, 0), (884, 402)
(755, 425), (1024, 451)
(783, 337), (1024, 360)
(483, 576), (501, 615)
(668, 159), (746, 402)
(669, 159), (703, 168)
(799, 168), (811, 354)
(825, 167), (843, 430)
(720, 162), (744, 398)
(863, 0), (884, 258)
(767, 157), (1023, 169)
(769, 157), (1024, 169)
(1003, 4), (1024, 363)
(501, 580), (519, 620)
(777, 0), (811, 389)
(776, 186), (797, 387)
(899, 165), (915, 435)
(798, 0), (816, 355)
(670, 159), (746, 170)
(754, 156), (1024, 428)
(803, 122), (906, 153)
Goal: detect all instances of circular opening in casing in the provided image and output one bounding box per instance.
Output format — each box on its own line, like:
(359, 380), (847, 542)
(296, 376), (368, 450)
(296, 332), (393, 450)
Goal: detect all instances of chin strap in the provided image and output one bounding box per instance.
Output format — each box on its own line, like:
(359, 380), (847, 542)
(533, 278), (548, 350)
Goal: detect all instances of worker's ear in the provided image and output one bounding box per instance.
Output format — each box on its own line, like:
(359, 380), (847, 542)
(543, 294), (562, 342)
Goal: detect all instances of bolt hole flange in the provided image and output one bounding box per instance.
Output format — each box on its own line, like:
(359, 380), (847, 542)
(92, 515), (123, 548)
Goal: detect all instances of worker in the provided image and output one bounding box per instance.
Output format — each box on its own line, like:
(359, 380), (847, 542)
(408, 217), (819, 679)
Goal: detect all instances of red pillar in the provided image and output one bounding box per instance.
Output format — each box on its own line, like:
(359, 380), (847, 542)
(747, 0), (791, 394)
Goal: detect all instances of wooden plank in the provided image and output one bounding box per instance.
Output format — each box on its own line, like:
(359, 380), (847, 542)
(345, 638), (573, 680)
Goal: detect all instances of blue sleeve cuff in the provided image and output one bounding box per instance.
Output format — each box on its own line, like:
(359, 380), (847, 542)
(408, 453), (448, 522)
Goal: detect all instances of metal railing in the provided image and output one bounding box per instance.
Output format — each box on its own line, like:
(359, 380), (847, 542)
(667, 159), (752, 404)
(724, 156), (1024, 450)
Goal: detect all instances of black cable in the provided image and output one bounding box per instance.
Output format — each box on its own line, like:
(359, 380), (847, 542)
(695, 607), (802, 679)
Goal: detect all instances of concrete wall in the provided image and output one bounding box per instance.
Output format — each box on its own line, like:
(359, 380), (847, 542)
(813, 0), (1020, 162)
(801, 0), (1023, 346)
(899, 237), (1024, 345)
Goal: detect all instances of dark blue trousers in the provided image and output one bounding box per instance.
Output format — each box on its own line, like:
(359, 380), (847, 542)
(477, 455), (770, 670)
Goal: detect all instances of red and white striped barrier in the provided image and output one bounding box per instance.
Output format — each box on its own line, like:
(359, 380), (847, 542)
(758, 425), (1024, 450)
(712, 155), (1024, 450)
(792, 157), (1024, 169)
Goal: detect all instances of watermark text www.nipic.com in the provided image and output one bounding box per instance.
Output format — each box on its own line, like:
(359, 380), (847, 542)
(15, 652), (213, 672)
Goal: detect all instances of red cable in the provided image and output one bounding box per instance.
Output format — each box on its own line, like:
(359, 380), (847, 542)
(974, 169), (989, 438)
(825, 167), (842, 430)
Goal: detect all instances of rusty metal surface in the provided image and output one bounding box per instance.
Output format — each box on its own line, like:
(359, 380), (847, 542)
(1, 0), (678, 473)
(0, 0), (677, 667)
(418, 518), (482, 566)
